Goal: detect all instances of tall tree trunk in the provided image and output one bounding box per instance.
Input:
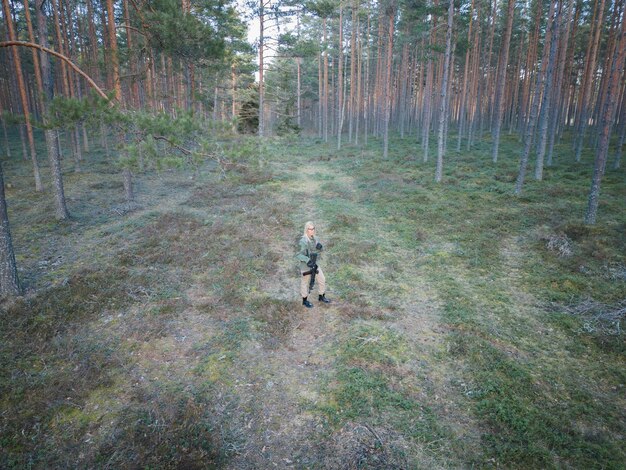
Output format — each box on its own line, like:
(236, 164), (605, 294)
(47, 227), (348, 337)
(491, 0), (515, 163)
(0, 161), (21, 297)
(613, 80), (626, 169)
(436, 0), (453, 182)
(515, 0), (556, 194)
(0, 103), (10, 158)
(363, 8), (370, 146)
(323, 16), (329, 142)
(354, 12), (363, 145)
(534, 0), (561, 180)
(519, 0), (542, 133)
(423, 0), (441, 159)
(318, 52), (322, 137)
(349, 0), (357, 142)
(105, 0), (122, 101)
(481, 0), (497, 139)
(259, 1), (265, 136)
(466, 0), (482, 150)
(36, 0), (70, 219)
(337, 6), (344, 150)
(382, 3), (396, 159)
(124, 0), (140, 108)
(574, 0), (605, 162)
(23, 0), (44, 113)
(457, 0), (475, 152)
(296, 58), (301, 128)
(123, 168), (134, 202)
(2, 0), (42, 191)
(584, 3), (625, 224)
(546, 0), (575, 166)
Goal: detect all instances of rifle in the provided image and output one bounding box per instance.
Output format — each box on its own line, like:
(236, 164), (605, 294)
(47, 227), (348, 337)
(302, 253), (318, 293)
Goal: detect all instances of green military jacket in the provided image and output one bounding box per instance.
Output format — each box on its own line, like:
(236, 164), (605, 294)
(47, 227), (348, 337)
(297, 235), (322, 272)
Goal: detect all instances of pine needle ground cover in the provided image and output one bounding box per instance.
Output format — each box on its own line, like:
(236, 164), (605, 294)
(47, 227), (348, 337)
(1, 131), (624, 468)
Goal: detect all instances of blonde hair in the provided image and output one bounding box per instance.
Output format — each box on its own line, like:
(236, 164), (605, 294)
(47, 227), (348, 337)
(303, 221), (316, 238)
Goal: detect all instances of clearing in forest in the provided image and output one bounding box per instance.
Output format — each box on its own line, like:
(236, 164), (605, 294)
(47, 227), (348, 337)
(1, 136), (625, 469)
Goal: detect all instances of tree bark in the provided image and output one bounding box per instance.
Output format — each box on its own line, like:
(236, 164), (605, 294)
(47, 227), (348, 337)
(0, 161), (21, 297)
(382, 2), (396, 159)
(337, 6), (344, 150)
(35, 0), (70, 220)
(515, 0), (557, 194)
(323, 16), (329, 142)
(105, 0), (122, 101)
(491, 0), (516, 163)
(613, 80), (626, 169)
(436, 0), (453, 182)
(123, 168), (134, 202)
(1, 0), (42, 192)
(534, 0), (561, 180)
(546, 0), (575, 166)
(349, 0), (357, 142)
(584, 3), (626, 224)
(574, 0), (605, 162)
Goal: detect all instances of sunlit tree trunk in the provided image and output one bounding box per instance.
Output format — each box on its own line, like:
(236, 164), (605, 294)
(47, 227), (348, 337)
(466, 0), (481, 150)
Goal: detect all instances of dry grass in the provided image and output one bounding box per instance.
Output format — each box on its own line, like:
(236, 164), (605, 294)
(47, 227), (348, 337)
(1, 131), (624, 469)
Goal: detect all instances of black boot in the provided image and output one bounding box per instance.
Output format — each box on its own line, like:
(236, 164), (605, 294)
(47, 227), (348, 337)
(319, 294), (331, 304)
(303, 297), (314, 308)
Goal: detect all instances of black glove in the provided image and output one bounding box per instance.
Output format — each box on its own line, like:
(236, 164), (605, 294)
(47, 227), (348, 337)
(316, 242), (323, 250)
(307, 259), (316, 268)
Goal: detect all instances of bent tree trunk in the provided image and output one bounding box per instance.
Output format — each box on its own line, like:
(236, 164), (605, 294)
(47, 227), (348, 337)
(0, 163), (21, 297)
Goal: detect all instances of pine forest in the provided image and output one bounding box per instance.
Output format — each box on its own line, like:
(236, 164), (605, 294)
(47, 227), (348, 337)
(0, 0), (625, 467)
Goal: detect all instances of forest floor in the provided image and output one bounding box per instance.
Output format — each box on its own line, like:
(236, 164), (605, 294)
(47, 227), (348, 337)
(1, 132), (625, 469)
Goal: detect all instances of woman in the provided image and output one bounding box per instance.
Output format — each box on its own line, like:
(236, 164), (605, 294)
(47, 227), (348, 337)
(296, 221), (331, 308)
